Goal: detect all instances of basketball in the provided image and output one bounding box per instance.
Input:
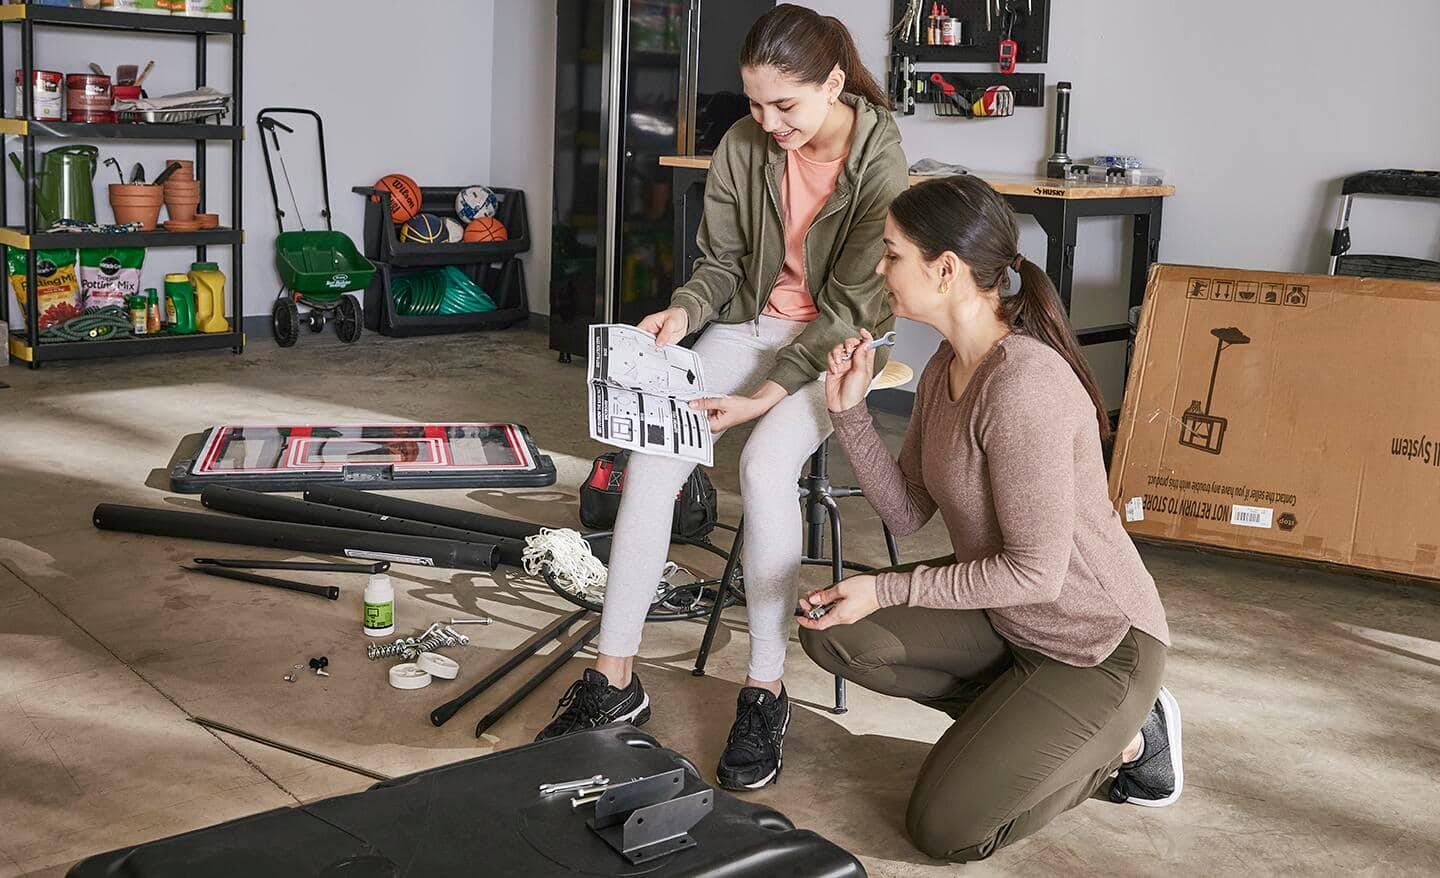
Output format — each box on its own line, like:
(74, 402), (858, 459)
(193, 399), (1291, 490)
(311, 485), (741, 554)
(442, 217), (465, 243)
(463, 217), (509, 243)
(400, 213), (447, 244)
(372, 173), (422, 223)
(455, 185), (499, 223)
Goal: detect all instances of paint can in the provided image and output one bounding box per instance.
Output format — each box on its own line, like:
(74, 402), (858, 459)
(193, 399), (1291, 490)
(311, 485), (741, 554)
(15, 69), (64, 121)
(66, 73), (114, 123)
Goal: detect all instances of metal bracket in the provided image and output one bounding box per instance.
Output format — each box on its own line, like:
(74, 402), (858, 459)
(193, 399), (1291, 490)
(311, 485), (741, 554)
(587, 769), (714, 865)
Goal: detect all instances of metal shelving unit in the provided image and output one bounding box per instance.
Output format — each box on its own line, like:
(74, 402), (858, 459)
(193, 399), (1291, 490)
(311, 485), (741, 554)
(0, 1), (244, 368)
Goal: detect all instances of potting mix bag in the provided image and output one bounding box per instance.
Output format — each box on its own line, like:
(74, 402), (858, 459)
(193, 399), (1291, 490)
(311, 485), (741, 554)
(79, 248), (145, 310)
(7, 247), (81, 331)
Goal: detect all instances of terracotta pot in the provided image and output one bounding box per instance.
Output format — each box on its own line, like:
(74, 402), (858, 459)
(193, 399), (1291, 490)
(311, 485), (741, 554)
(109, 183), (163, 230)
(162, 181), (201, 196)
(195, 212), (220, 229)
(163, 159), (195, 180)
(165, 195), (201, 223)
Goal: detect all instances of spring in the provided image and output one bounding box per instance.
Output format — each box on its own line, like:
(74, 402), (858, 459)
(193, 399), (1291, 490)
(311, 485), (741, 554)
(366, 637), (417, 660)
(365, 626), (469, 661)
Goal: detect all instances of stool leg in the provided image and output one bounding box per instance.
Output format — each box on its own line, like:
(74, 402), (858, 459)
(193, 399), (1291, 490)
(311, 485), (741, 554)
(884, 523), (900, 567)
(804, 445), (828, 559)
(693, 519), (744, 677)
(821, 495), (848, 715)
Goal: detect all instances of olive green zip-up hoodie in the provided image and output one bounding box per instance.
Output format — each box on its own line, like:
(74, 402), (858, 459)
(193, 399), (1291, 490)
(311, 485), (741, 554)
(670, 94), (909, 394)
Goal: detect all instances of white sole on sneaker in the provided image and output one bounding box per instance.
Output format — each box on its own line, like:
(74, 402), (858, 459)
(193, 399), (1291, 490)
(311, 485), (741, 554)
(1127, 686), (1183, 807)
(725, 701), (791, 791)
(615, 692), (650, 726)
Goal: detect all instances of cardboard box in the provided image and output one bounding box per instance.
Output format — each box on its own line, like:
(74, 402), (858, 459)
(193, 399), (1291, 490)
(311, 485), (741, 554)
(1109, 264), (1440, 582)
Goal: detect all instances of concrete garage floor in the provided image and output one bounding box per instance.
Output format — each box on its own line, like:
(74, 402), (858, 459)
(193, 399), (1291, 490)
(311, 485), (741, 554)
(2, 325), (1439, 878)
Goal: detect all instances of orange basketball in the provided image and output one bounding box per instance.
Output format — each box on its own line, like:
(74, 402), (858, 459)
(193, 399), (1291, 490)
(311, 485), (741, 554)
(372, 173), (422, 223)
(463, 216), (509, 243)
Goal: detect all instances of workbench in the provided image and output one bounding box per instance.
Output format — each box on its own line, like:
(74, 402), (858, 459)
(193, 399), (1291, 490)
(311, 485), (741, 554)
(659, 155), (1174, 351)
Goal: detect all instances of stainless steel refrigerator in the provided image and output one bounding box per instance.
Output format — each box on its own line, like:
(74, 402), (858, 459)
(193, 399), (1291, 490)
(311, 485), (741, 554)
(549, 0), (774, 360)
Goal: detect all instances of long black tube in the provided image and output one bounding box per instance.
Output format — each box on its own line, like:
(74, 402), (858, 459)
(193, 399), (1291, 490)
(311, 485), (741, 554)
(200, 486), (513, 560)
(304, 485), (613, 563)
(430, 609), (588, 727)
(182, 565), (339, 600)
(92, 504), (498, 571)
(201, 486), (524, 567)
(475, 620), (602, 738)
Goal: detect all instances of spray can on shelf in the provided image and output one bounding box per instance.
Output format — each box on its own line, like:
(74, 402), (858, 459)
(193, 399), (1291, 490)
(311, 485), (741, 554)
(363, 573), (395, 637)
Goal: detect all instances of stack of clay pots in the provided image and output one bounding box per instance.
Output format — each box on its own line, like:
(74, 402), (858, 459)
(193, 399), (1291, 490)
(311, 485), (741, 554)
(162, 159), (202, 231)
(109, 182), (164, 231)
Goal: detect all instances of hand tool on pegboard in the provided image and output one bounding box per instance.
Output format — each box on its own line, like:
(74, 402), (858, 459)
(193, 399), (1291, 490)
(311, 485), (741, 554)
(998, 2), (1019, 73)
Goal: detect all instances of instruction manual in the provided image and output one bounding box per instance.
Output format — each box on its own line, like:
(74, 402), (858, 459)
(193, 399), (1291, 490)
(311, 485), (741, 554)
(588, 324), (714, 467)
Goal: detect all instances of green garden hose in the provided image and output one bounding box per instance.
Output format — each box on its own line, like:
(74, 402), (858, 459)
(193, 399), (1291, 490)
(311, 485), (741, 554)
(38, 307), (133, 343)
(391, 266), (497, 317)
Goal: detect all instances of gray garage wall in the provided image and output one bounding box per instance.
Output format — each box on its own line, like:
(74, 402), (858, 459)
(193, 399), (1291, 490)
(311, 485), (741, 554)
(3, 0), (495, 323)
(494, 0), (1440, 404)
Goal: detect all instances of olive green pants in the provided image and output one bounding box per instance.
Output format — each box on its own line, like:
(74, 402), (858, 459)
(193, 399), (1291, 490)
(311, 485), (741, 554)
(799, 557), (1165, 862)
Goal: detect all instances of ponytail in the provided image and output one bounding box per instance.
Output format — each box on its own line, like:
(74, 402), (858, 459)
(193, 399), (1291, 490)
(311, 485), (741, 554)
(821, 15), (891, 108)
(890, 176), (1112, 443)
(741, 4), (892, 110)
(1003, 258), (1112, 443)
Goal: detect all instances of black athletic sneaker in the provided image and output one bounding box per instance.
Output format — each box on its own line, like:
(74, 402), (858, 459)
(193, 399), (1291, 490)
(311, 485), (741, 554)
(534, 668), (650, 742)
(716, 686), (790, 790)
(1111, 686), (1183, 807)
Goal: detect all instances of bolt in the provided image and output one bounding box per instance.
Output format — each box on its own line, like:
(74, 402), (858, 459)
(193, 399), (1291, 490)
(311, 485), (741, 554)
(449, 617), (492, 625)
(571, 792), (605, 809)
(309, 656), (330, 677)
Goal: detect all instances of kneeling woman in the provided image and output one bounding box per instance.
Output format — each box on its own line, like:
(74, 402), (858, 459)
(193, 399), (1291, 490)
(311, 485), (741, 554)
(798, 175), (1182, 862)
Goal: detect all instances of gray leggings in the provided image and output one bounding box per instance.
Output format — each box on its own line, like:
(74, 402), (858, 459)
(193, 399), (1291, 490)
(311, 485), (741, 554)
(597, 316), (830, 682)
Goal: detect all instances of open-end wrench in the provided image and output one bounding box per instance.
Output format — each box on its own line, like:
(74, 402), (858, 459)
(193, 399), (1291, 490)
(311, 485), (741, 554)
(539, 774), (608, 795)
(841, 330), (898, 361)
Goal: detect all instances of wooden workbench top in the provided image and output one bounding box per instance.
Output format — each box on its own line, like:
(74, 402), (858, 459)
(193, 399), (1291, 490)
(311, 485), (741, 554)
(658, 155), (1175, 200)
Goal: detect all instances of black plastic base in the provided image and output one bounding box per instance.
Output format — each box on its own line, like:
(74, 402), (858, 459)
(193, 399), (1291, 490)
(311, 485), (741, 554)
(66, 724), (865, 878)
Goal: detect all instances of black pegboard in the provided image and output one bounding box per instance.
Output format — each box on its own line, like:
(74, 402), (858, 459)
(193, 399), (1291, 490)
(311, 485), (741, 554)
(913, 70), (1045, 113)
(890, 0), (1050, 65)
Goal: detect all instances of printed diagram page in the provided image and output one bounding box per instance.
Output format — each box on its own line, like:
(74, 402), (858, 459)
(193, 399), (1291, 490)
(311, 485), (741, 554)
(588, 325), (714, 467)
(588, 324), (706, 399)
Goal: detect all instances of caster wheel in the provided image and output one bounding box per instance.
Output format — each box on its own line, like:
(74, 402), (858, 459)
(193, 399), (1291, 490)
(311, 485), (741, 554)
(307, 309), (326, 333)
(335, 295), (363, 344)
(272, 297), (300, 348)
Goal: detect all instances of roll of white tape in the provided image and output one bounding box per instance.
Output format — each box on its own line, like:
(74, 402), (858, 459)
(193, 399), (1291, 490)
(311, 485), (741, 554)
(389, 662), (432, 690)
(416, 652), (459, 680)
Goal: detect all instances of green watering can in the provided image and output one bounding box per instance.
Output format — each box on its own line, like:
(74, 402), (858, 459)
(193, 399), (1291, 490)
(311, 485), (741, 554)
(9, 144), (99, 228)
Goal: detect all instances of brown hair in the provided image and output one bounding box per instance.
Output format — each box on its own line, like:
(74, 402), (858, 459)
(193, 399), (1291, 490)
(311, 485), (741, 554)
(739, 4), (891, 110)
(889, 175), (1111, 442)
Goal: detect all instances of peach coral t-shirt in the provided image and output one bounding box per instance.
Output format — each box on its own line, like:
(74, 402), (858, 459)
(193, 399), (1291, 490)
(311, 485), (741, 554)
(762, 147), (846, 322)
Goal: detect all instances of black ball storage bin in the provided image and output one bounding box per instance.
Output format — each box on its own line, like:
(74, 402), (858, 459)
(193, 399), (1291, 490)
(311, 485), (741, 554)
(352, 184), (532, 337)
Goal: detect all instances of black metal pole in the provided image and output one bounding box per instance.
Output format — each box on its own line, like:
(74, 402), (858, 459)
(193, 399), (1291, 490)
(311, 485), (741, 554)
(199, 486), (517, 567)
(474, 620), (602, 738)
(304, 485), (613, 563)
(92, 504), (500, 570)
(195, 30), (207, 262)
(21, 18), (38, 367)
(231, 1), (244, 352)
(181, 565), (340, 600)
(430, 609), (589, 727)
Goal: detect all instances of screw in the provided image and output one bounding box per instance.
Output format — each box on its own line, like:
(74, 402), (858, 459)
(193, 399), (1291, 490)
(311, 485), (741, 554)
(309, 656), (330, 677)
